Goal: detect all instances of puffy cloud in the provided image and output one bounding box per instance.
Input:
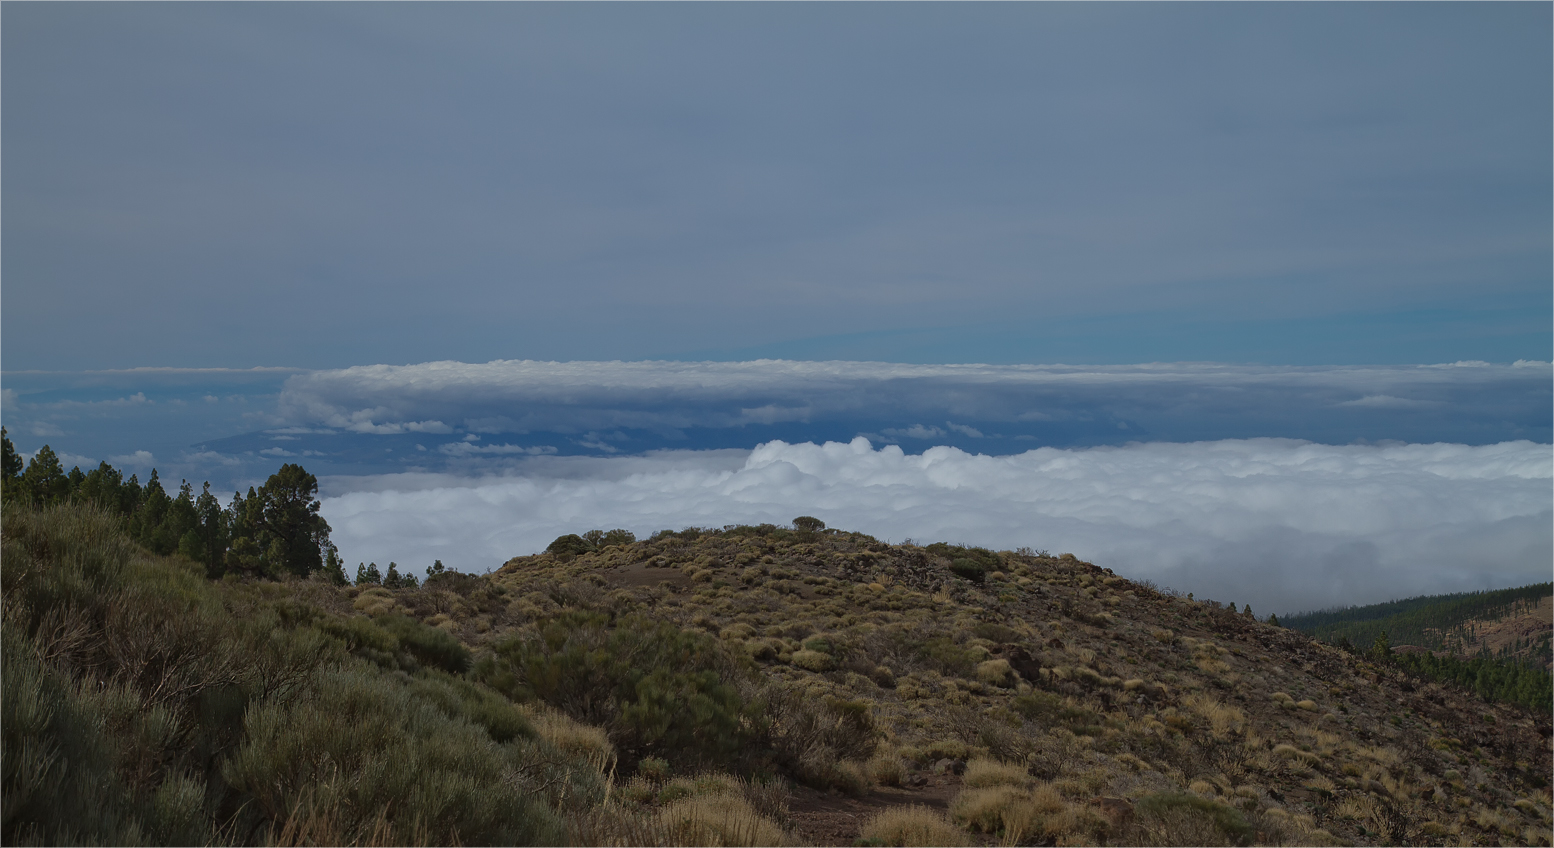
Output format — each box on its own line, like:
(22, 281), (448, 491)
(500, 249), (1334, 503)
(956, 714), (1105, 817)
(320, 437), (1551, 615)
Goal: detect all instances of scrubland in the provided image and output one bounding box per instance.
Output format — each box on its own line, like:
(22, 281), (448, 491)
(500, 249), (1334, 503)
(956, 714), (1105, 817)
(4, 505), (1550, 846)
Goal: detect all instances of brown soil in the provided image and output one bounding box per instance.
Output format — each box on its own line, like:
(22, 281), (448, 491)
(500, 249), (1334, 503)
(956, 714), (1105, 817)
(785, 774), (965, 846)
(604, 560), (692, 590)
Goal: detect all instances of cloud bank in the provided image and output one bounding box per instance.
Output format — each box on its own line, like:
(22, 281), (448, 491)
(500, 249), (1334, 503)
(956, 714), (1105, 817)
(320, 437), (1551, 615)
(279, 359), (1552, 449)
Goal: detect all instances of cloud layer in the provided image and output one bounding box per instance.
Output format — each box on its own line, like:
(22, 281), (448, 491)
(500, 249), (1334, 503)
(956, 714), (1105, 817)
(281, 359), (1552, 448)
(320, 437), (1552, 615)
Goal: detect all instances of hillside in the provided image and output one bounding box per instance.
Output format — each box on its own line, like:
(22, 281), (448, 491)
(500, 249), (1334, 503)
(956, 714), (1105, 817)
(5, 505), (1552, 847)
(1282, 584), (1554, 672)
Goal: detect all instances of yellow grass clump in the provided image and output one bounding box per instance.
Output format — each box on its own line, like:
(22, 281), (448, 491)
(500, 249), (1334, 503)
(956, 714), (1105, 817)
(859, 805), (970, 847)
(521, 705), (616, 776)
(656, 793), (789, 847)
(962, 757), (1030, 789)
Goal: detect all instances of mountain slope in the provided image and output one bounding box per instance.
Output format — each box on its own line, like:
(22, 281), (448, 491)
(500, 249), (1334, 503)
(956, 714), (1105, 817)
(5, 504), (1550, 847)
(485, 524), (1554, 846)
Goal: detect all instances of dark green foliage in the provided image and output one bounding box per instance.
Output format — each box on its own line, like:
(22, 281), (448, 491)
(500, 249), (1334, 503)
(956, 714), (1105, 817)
(1286, 583), (1553, 711)
(355, 561), (382, 585)
(383, 561), (418, 589)
(375, 613), (472, 674)
(1, 501), (600, 847)
(914, 636), (983, 677)
(949, 558), (986, 582)
(223, 666), (566, 846)
(0, 446), (332, 579)
(1391, 648), (1553, 713)
(1, 428), (22, 492)
(1283, 582), (1552, 661)
(476, 610), (757, 770)
(546, 533), (593, 556)
(581, 528), (636, 548)
(792, 515), (826, 532)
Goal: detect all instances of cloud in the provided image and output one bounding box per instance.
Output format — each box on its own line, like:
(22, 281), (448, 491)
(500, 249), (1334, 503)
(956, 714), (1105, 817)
(1336, 395), (1442, 409)
(436, 442), (557, 457)
(277, 359), (1553, 448)
(320, 437), (1552, 615)
(945, 422), (984, 438)
(882, 424), (945, 440)
(108, 450), (156, 466)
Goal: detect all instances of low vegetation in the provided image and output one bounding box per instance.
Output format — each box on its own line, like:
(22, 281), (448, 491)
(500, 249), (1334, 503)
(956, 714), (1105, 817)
(3, 439), (1550, 845)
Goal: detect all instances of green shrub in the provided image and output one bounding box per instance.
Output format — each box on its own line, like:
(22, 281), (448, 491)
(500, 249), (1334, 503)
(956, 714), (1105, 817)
(915, 637), (981, 677)
(1131, 792), (1255, 847)
(949, 558), (986, 583)
(374, 613), (472, 674)
(222, 665), (568, 845)
(476, 610), (757, 771)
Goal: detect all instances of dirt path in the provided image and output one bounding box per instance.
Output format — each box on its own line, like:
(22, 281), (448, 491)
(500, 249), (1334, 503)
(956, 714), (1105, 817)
(784, 776), (966, 846)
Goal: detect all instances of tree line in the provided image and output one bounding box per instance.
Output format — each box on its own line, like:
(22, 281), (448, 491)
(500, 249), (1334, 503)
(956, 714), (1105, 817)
(1282, 582), (1552, 667)
(1, 428), (352, 583)
(1338, 629), (1553, 713)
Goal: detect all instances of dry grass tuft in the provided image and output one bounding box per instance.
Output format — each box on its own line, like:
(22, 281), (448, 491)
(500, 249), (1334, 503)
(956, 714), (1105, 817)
(962, 757), (1030, 789)
(656, 793), (790, 847)
(859, 805), (971, 847)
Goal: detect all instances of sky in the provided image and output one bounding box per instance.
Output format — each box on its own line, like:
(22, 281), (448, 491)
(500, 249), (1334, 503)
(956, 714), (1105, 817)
(3, 4), (1550, 614)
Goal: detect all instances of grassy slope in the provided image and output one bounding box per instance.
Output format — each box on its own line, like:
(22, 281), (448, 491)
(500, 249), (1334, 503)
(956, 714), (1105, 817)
(484, 527), (1553, 846)
(6, 505), (1552, 846)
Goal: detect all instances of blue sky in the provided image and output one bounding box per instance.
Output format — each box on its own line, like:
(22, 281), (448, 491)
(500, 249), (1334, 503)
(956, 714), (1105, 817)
(4, 3), (1549, 370)
(3, 4), (1549, 610)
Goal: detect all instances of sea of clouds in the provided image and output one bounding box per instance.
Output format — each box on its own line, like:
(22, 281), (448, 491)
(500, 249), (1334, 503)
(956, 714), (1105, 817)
(7, 358), (1549, 614)
(320, 436), (1551, 616)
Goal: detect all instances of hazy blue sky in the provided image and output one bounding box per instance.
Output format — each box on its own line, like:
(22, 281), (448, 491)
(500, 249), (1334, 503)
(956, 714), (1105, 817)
(5, 2), (1550, 370)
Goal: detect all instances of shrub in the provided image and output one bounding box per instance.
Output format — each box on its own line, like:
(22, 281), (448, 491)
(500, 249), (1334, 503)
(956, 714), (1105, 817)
(656, 793), (789, 846)
(762, 689), (879, 788)
(867, 752), (906, 787)
(222, 664), (570, 845)
(949, 558), (986, 583)
(860, 805), (970, 847)
(1129, 792), (1254, 847)
(975, 659), (1014, 687)
(914, 636), (981, 678)
(963, 757), (1029, 789)
(545, 534), (593, 556)
(791, 649), (834, 672)
(951, 785), (1025, 832)
(476, 611), (755, 771)
(637, 756), (671, 782)
(792, 516), (826, 533)
(374, 613), (472, 674)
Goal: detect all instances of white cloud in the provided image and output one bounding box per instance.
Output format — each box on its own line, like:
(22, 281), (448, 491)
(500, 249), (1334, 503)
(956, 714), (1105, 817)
(182, 450), (246, 467)
(1336, 395), (1441, 409)
(436, 442), (557, 456)
(946, 421), (984, 438)
(109, 450), (156, 466)
(320, 437), (1552, 615)
(30, 422), (66, 437)
(275, 359), (1551, 444)
(882, 424), (945, 440)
